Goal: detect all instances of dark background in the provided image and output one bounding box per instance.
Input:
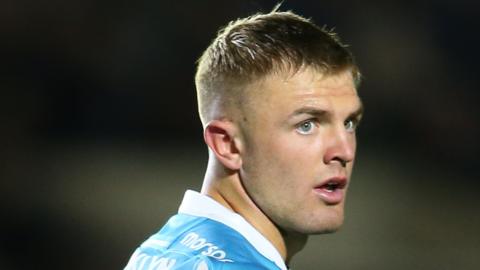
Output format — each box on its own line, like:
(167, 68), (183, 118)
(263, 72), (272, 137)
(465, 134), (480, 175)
(1, 0), (479, 269)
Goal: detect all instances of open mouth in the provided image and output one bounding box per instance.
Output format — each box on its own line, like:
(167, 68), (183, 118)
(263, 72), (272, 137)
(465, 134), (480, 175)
(319, 179), (346, 192)
(314, 177), (347, 204)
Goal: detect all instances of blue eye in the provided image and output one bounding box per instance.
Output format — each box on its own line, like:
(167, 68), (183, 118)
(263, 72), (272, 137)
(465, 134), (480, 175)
(344, 119), (357, 132)
(297, 120), (315, 134)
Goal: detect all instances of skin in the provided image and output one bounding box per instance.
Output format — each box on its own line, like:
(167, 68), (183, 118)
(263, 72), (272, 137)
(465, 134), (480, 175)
(201, 68), (363, 264)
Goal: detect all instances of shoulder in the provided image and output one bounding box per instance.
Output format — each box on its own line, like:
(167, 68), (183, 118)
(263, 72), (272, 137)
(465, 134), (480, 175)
(124, 214), (280, 270)
(173, 216), (277, 266)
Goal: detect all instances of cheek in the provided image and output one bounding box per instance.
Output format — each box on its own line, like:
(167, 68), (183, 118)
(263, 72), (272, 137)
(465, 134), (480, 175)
(260, 135), (305, 165)
(280, 136), (325, 166)
(243, 138), (294, 189)
(242, 121), (325, 186)
(258, 136), (320, 183)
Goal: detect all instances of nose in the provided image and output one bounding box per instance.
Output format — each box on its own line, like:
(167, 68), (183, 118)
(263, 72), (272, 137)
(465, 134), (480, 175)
(323, 126), (356, 167)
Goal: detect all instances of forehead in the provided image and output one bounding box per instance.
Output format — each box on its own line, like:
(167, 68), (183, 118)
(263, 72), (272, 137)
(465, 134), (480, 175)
(246, 69), (359, 109)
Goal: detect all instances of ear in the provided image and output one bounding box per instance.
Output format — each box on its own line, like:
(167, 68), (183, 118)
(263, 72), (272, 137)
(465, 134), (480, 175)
(203, 120), (243, 170)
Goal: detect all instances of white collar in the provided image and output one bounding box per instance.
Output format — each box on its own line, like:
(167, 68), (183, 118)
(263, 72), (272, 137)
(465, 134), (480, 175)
(178, 190), (287, 270)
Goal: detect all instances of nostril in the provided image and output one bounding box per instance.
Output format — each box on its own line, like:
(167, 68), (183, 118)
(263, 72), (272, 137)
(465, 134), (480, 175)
(332, 157), (347, 167)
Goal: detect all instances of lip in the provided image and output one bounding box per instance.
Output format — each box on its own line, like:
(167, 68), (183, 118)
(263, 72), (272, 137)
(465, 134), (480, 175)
(313, 176), (348, 205)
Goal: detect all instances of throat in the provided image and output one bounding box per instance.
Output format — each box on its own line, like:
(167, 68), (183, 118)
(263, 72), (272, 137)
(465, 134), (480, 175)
(279, 229), (308, 264)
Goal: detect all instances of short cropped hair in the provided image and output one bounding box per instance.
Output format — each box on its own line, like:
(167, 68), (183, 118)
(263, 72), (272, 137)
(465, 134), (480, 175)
(195, 10), (360, 125)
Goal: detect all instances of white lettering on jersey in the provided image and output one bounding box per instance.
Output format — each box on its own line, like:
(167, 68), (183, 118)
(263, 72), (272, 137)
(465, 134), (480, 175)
(148, 256), (176, 270)
(180, 232), (233, 262)
(127, 253), (176, 270)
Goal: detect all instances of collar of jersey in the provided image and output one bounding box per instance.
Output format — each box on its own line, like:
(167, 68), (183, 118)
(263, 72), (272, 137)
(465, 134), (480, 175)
(178, 190), (287, 270)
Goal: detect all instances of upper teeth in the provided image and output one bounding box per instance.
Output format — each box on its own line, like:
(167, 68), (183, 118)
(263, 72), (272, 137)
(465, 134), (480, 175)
(326, 182), (338, 190)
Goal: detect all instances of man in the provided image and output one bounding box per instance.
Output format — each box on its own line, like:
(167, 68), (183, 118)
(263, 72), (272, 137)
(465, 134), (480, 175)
(125, 9), (363, 270)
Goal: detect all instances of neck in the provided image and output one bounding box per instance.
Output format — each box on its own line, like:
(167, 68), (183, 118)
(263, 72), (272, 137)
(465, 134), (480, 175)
(201, 161), (308, 264)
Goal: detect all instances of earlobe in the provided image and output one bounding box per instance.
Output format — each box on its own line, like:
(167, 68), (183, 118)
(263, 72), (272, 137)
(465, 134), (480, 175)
(204, 120), (242, 170)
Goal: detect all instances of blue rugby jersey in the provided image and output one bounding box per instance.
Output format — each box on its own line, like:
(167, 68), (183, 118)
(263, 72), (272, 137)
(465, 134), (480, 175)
(124, 190), (287, 270)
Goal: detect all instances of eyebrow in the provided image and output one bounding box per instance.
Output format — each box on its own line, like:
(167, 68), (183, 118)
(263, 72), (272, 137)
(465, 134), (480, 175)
(288, 107), (328, 120)
(289, 102), (364, 120)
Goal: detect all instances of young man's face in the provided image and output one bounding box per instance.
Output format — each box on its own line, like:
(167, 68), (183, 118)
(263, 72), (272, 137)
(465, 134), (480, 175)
(238, 68), (362, 235)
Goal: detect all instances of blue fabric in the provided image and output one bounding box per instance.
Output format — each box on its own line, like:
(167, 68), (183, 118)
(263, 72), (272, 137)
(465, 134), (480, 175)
(125, 214), (281, 270)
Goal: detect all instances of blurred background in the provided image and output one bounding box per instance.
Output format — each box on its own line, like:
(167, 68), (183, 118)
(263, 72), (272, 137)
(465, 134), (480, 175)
(1, 0), (479, 269)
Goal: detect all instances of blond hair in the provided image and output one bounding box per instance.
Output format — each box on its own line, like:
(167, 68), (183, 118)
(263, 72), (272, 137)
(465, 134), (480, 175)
(195, 10), (360, 125)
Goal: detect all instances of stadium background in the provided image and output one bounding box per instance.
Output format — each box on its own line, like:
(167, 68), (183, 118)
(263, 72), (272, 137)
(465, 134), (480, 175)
(1, 0), (479, 269)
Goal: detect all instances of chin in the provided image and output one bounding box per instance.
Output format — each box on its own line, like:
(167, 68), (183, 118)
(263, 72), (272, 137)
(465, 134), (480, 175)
(304, 220), (344, 235)
(313, 224), (343, 235)
(302, 210), (345, 235)
(279, 218), (344, 236)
